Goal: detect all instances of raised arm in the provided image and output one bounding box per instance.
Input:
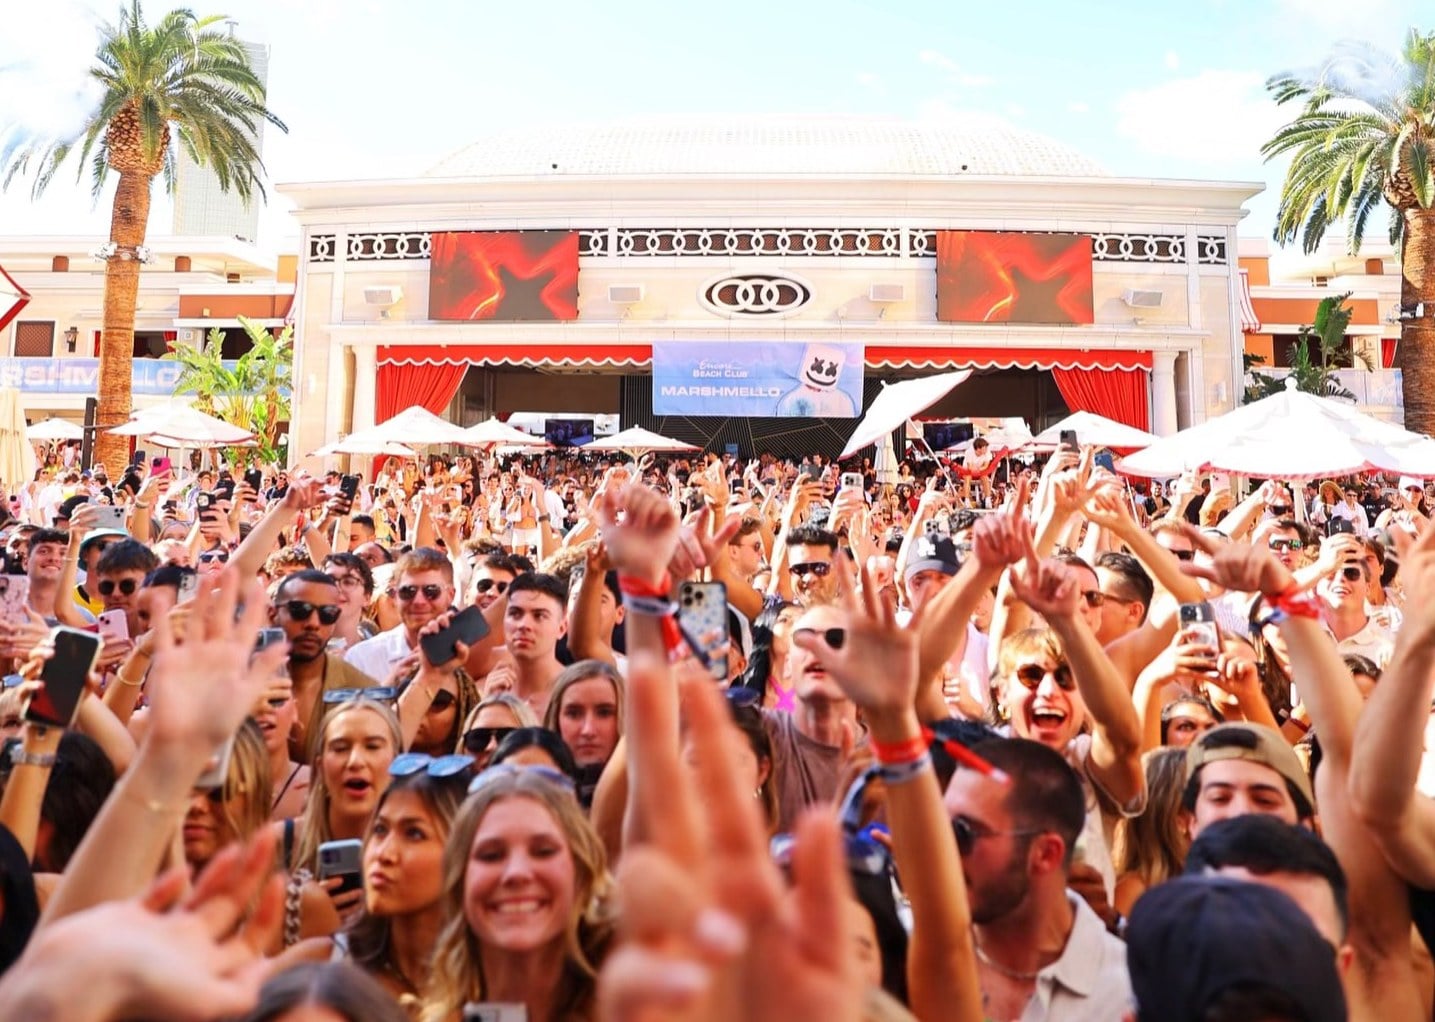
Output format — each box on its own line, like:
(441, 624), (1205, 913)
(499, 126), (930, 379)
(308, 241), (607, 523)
(568, 544), (619, 668)
(229, 477), (323, 580)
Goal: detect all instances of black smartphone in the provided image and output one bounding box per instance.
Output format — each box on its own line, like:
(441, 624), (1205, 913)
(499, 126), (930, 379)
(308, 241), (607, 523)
(339, 474), (361, 503)
(1178, 602), (1220, 652)
(244, 468), (263, 491)
(420, 605), (489, 667)
(196, 491), (213, 512)
(132, 449), (146, 467)
(25, 627), (101, 728)
(317, 839), (364, 895)
(1059, 429), (1079, 452)
(1328, 517), (1355, 536)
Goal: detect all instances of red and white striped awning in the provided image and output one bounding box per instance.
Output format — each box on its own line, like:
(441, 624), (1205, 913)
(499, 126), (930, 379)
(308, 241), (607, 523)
(0, 261), (30, 334)
(1238, 269), (1261, 333)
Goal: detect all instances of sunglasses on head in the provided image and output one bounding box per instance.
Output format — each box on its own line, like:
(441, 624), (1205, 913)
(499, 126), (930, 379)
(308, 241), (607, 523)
(97, 578), (138, 597)
(322, 685), (399, 704)
(280, 600), (342, 625)
(462, 726), (516, 753)
(788, 561), (832, 579)
(792, 626), (846, 650)
(397, 584), (445, 602)
(474, 578), (509, 594)
(467, 762), (576, 795)
(198, 550), (229, 565)
(388, 752), (473, 779)
(1268, 537), (1303, 551)
(951, 815), (1043, 858)
(1014, 662), (1075, 691)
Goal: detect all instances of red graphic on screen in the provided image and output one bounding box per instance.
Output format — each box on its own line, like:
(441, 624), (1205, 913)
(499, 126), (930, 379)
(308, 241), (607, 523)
(429, 231), (579, 322)
(937, 231), (1094, 325)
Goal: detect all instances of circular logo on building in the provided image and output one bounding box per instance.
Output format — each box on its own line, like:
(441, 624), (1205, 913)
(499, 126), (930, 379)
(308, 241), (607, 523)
(700, 273), (812, 317)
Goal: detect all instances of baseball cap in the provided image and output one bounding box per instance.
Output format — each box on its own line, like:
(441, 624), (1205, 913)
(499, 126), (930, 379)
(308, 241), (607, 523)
(1185, 722), (1315, 816)
(1399, 476), (1425, 493)
(80, 528), (129, 554)
(1126, 875), (1346, 1022)
(904, 534), (960, 580)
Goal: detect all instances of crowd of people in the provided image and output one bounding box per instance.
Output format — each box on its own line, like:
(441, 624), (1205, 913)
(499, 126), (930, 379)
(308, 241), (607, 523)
(0, 439), (1433, 1021)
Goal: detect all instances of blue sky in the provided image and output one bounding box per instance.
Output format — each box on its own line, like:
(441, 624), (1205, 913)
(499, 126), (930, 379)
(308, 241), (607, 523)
(0, 0), (1424, 253)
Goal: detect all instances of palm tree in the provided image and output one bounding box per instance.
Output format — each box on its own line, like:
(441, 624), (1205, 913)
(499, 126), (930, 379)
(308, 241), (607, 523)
(164, 315), (292, 465)
(1245, 293), (1371, 402)
(1262, 29), (1435, 434)
(1, 1), (285, 470)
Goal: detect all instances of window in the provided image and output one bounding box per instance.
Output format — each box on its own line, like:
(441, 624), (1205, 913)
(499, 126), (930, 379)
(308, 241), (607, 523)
(13, 321), (54, 357)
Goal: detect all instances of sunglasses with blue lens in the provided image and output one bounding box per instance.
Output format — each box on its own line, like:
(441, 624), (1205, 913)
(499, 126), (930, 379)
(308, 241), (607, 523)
(389, 752), (473, 779)
(467, 762), (576, 795)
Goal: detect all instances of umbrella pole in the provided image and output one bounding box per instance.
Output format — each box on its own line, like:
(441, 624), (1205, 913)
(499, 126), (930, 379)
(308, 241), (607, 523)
(914, 437), (959, 492)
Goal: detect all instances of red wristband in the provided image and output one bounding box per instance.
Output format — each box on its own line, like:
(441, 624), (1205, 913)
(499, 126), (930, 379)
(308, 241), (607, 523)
(617, 572), (688, 663)
(617, 572), (673, 600)
(1271, 586), (1322, 621)
(870, 732), (928, 766)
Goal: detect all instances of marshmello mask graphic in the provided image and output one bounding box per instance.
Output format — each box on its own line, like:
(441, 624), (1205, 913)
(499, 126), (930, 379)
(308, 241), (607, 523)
(776, 343), (857, 417)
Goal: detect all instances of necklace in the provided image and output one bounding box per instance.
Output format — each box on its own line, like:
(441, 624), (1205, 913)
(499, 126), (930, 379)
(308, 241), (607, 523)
(973, 939), (1045, 982)
(272, 763), (302, 813)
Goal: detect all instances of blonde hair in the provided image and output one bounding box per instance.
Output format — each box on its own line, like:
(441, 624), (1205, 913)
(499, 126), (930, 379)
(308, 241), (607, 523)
(541, 660), (625, 737)
(420, 770), (613, 1022)
(1112, 747), (1189, 890)
(193, 718), (271, 869)
(289, 699), (402, 874)
(463, 693), (539, 732)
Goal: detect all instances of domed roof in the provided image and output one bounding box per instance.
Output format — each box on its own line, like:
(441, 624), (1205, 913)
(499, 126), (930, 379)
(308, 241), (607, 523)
(425, 114), (1107, 179)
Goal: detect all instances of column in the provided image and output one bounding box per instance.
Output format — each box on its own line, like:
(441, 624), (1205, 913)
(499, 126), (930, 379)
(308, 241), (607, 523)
(1151, 350), (1179, 436)
(351, 345), (377, 433)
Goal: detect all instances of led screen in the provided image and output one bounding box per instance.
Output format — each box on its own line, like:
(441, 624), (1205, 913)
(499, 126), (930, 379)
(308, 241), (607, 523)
(428, 231), (579, 321)
(937, 231), (1094, 325)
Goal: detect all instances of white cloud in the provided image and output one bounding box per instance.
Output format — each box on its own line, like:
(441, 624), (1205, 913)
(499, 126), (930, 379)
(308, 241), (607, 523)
(1164, 51), (1181, 70)
(1114, 69), (1287, 167)
(917, 48), (993, 88)
(1271, 0), (1417, 45)
(1067, 101), (1091, 114)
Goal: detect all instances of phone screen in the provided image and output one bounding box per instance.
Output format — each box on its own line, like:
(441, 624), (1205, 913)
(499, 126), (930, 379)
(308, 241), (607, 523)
(26, 627), (100, 728)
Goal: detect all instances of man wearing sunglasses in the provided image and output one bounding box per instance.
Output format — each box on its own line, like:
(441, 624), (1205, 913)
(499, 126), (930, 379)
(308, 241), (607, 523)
(344, 547), (455, 686)
(90, 539), (158, 639)
(468, 553), (518, 612)
(276, 569), (380, 762)
(1316, 552), (1394, 667)
(781, 523), (840, 608)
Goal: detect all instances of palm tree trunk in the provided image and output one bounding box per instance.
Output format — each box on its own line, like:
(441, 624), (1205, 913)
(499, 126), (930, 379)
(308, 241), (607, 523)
(94, 170), (152, 473)
(1399, 207), (1435, 436)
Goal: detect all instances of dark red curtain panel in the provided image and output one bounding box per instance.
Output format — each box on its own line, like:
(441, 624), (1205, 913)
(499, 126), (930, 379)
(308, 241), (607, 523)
(376, 360), (467, 423)
(1050, 367), (1150, 431)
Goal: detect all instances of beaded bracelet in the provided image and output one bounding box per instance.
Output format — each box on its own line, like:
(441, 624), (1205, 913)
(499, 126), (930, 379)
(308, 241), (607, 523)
(877, 753), (933, 787)
(617, 572), (689, 662)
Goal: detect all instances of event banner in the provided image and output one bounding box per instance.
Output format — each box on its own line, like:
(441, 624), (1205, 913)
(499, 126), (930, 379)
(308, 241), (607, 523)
(937, 231), (1094, 325)
(653, 342), (864, 417)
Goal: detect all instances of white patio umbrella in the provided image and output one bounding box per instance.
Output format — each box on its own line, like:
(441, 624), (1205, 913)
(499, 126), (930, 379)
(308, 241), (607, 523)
(873, 432), (900, 485)
(26, 418), (84, 442)
(312, 437), (420, 458)
(582, 426), (699, 458)
(338, 405), (472, 449)
(108, 404), (255, 448)
(839, 370), (972, 459)
(0, 390), (36, 489)
(1117, 378), (1435, 480)
(458, 417), (551, 448)
(1033, 411), (1157, 451)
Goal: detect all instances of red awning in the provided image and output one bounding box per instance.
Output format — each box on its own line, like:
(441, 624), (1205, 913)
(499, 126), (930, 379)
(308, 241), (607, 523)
(379, 343), (1151, 373)
(865, 345), (1152, 371)
(0, 261), (30, 334)
(1238, 269), (1261, 333)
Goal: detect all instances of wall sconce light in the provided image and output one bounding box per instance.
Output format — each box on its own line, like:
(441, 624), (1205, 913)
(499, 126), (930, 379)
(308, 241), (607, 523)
(64, 326), (78, 353)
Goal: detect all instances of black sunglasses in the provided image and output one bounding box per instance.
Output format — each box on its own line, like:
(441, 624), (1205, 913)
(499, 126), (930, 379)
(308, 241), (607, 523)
(462, 726), (516, 753)
(280, 600), (342, 625)
(97, 578), (138, 597)
(1014, 663), (1076, 691)
(951, 815), (1042, 857)
(792, 626), (846, 650)
(198, 550), (229, 564)
(397, 584), (445, 602)
(788, 561), (832, 578)
(474, 578), (509, 594)
(1268, 504), (1292, 516)
(1168, 548), (1195, 562)
(430, 689), (456, 711)
(1341, 565), (1363, 582)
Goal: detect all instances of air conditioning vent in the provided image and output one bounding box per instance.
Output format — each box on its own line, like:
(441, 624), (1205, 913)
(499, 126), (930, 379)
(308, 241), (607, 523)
(1122, 288), (1164, 309)
(869, 284), (906, 303)
(363, 286), (403, 306)
(608, 284), (645, 304)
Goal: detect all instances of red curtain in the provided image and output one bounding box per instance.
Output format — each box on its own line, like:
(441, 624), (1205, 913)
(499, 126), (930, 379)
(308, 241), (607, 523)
(1050, 367), (1150, 431)
(375, 360), (468, 423)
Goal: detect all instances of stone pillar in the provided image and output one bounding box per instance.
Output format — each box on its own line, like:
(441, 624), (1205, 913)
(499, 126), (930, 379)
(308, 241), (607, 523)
(351, 345), (377, 433)
(1151, 350), (1179, 436)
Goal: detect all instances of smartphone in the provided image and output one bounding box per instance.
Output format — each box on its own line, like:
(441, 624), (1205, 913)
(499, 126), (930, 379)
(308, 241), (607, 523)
(196, 491), (213, 512)
(97, 609), (129, 644)
(840, 472), (864, 492)
(1328, 517), (1355, 536)
(1178, 602), (1220, 653)
(244, 468), (263, 492)
(462, 1005), (529, 1022)
(0, 575), (29, 623)
(193, 731), (236, 791)
(90, 504), (127, 532)
(1059, 429), (1079, 452)
(150, 456), (171, 476)
(24, 627), (101, 728)
(677, 581), (729, 682)
(339, 474), (361, 502)
(176, 571), (200, 605)
(802, 463), (822, 482)
(420, 605), (490, 667)
(254, 627), (286, 653)
(133, 449), (146, 467)
(317, 838), (364, 895)
(923, 517), (941, 537)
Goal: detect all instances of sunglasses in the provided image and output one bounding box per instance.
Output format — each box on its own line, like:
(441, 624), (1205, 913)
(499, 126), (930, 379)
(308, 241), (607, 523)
(389, 752), (473, 779)
(281, 600), (342, 625)
(467, 762), (575, 795)
(951, 815), (1043, 857)
(1080, 590), (1106, 608)
(322, 685), (400, 704)
(430, 689), (456, 711)
(198, 550), (229, 565)
(792, 626), (846, 650)
(462, 726), (516, 753)
(1014, 663), (1075, 691)
(1268, 537), (1303, 552)
(474, 578), (509, 594)
(1267, 504), (1293, 516)
(97, 578), (138, 597)
(1341, 565), (1364, 582)
(787, 562), (832, 578)
(1167, 548), (1196, 562)
(397, 584), (445, 602)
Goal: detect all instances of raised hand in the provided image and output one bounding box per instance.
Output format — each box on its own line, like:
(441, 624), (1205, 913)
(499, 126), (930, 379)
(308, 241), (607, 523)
(280, 474), (324, 513)
(599, 482), (682, 587)
(1391, 524), (1435, 643)
(1008, 525), (1082, 621)
(1179, 525), (1293, 597)
(972, 475), (1031, 570)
